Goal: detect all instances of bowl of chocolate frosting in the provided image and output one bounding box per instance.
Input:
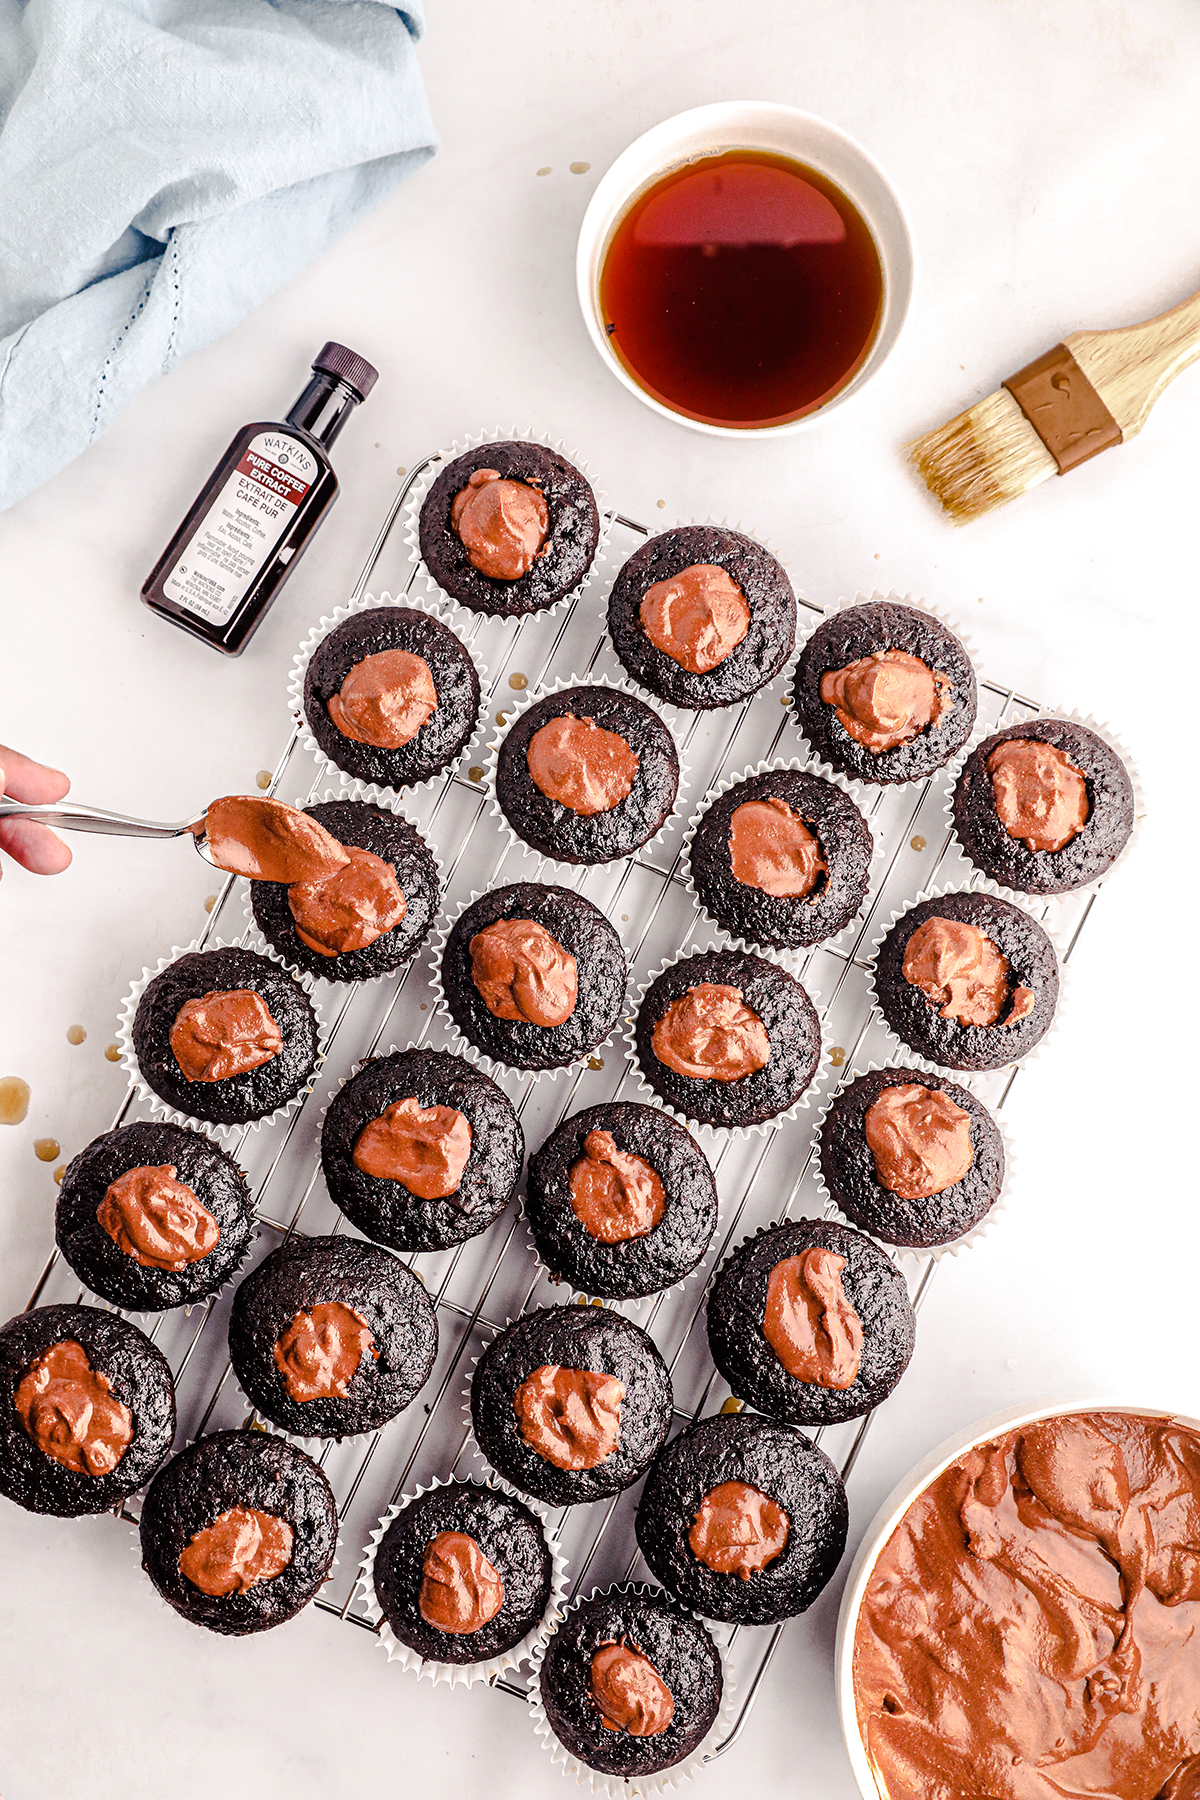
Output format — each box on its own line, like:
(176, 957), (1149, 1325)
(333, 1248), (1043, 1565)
(836, 1401), (1200, 1800)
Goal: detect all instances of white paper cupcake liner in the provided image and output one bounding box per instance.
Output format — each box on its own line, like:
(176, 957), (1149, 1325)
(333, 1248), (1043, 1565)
(238, 782), (446, 987)
(115, 937), (328, 1142)
(526, 1579), (738, 1799)
(864, 878), (1071, 1081)
(286, 588), (490, 808)
(598, 515), (805, 721)
(788, 590), (990, 792)
(352, 1469), (570, 1689)
(623, 943), (828, 1141)
(809, 1054), (1017, 1263)
(940, 704), (1144, 906)
(482, 671), (692, 878)
(402, 427), (612, 625)
(428, 887), (631, 1085)
(679, 754), (885, 968)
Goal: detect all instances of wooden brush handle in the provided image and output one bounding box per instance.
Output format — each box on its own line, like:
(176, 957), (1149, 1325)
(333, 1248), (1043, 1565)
(1067, 283), (1200, 439)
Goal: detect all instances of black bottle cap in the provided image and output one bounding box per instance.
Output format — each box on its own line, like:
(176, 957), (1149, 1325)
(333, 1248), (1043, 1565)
(313, 342), (378, 401)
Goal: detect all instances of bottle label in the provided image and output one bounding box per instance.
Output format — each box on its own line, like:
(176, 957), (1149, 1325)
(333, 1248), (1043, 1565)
(161, 432), (319, 627)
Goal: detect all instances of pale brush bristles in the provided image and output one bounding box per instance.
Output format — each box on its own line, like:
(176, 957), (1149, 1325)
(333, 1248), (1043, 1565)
(907, 388), (1058, 523)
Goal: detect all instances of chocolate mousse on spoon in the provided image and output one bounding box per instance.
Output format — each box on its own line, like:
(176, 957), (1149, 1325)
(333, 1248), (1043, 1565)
(0, 790), (350, 878)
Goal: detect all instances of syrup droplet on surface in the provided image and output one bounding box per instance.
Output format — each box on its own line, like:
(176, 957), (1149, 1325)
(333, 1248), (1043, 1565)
(0, 1077), (31, 1125)
(66, 1025), (86, 1046)
(256, 770), (272, 791)
(720, 1396), (744, 1414)
(570, 161), (591, 175)
(204, 895), (218, 913)
(104, 1044), (121, 1063)
(468, 767), (484, 783)
(656, 499), (666, 509)
(537, 166), (552, 177)
(508, 673), (528, 691)
(496, 712), (509, 727)
(53, 1165), (66, 1185)
(396, 466), (407, 478)
(34, 1138), (60, 1162)
(587, 1056), (604, 1071)
(829, 1046), (846, 1069)
(910, 836), (926, 852)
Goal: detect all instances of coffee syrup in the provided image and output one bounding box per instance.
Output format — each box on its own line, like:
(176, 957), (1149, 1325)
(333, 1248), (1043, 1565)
(600, 150), (884, 428)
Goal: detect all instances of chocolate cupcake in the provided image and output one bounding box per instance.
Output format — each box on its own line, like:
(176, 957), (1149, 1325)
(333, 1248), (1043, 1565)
(706, 1219), (916, 1427)
(301, 604), (482, 791)
(0, 1304), (175, 1517)
(793, 600), (977, 784)
(688, 766), (873, 950)
(819, 1067), (1005, 1248)
(952, 717), (1135, 896)
(873, 890), (1058, 1071)
(526, 1102), (717, 1300)
(56, 1122), (253, 1311)
(250, 799), (439, 983)
(535, 1585), (723, 1779)
(228, 1234), (437, 1439)
(139, 1430), (337, 1635)
(470, 1304), (673, 1506)
(440, 883), (626, 1073)
(635, 1412), (848, 1624)
(130, 945), (320, 1127)
(608, 525), (796, 710)
(322, 1048), (523, 1253)
(634, 948), (821, 1129)
(418, 440), (600, 618)
(372, 1480), (554, 1666)
(495, 683), (679, 865)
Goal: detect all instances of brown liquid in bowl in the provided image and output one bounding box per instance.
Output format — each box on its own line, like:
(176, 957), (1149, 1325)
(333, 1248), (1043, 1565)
(599, 150), (884, 428)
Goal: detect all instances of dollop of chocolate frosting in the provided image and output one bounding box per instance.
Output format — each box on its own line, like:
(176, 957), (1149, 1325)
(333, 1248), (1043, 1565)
(639, 563), (751, 674)
(13, 1339), (134, 1476)
(286, 846), (406, 956)
(988, 737), (1091, 853)
(352, 1097), (472, 1201)
(469, 918), (577, 1026)
(763, 1248), (864, 1389)
(418, 1530), (505, 1635)
(902, 915), (1033, 1029)
(451, 468), (549, 579)
(526, 714), (639, 816)
(512, 1363), (624, 1469)
(568, 1129), (666, 1243)
(853, 1412), (1200, 1800)
(169, 988), (283, 1083)
(272, 1301), (379, 1403)
(327, 649), (438, 749)
(819, 649), (950, 752)
(96, 1163), (220, 1269)
(591, 1641), (675, 1736)
(728, 796), (828, 897)
(688, 1479), (790, 1579)
(651, 982), (770, 1082)
(178, 1506), (294, 1597)
(201, 795), (350, 884)
(864, 1082), (975, 1200)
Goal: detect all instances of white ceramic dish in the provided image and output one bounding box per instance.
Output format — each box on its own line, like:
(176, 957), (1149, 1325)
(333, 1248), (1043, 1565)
(575, 101), (914, 438)
(834, 1397), (1200, 1800)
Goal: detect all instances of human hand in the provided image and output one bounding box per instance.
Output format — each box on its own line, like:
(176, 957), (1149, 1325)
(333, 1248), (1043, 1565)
(0, 745), (72, 878)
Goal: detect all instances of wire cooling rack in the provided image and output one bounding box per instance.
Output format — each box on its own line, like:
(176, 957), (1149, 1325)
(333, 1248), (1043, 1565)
(27, 454), (1102, 1763)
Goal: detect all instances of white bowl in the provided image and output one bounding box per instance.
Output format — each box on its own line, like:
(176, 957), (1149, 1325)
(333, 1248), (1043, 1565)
(575, 101), (914, 439)
(834, 1397), (1200, 1800)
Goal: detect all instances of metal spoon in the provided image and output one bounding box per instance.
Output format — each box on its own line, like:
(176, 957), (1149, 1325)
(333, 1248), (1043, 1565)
(0, 799), (220, 864)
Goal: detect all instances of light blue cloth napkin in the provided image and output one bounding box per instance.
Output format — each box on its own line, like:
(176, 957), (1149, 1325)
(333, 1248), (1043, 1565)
(0, 0), (437, 511)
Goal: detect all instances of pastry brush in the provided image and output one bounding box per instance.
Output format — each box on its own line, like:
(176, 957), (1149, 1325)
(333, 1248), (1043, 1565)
(908, 282), (1200, 522)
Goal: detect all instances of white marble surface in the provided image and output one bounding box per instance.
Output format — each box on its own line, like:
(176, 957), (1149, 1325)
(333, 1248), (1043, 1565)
(1, 2), (1197, 1795)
